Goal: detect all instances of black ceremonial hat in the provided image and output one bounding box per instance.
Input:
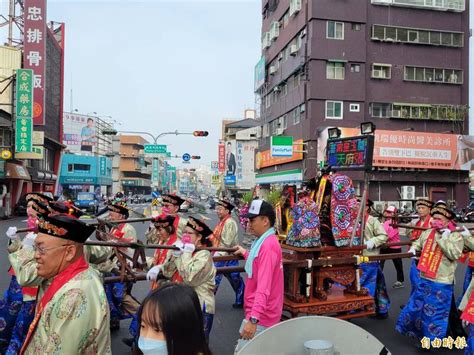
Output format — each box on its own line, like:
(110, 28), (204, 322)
(107, 202), (129, 218)
(217, 199), (235, 211)
(37, 214), (95, 243)
(430, 206), (455, 220)
(162, 194), (185, 207)
(49, 201), (84, 219)
(186, 216), (213, 238)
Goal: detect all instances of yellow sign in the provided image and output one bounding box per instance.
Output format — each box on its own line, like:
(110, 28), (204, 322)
(152, 198), (159, 206)
(1, 150), (12, 160)
(211, 175), (220, 185)
(15, 146), (43, 160)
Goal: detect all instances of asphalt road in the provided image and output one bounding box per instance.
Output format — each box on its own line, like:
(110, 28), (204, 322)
(0, 209), (472, 355)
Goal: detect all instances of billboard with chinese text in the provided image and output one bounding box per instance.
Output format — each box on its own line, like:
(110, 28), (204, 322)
(235, 140), (258, 189)
(24, 0), (46, 125)
(318, 128), (473, 171)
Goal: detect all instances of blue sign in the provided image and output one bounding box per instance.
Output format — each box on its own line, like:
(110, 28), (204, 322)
(182, 153), (191, 162)
(224, 175), (236, 185)
(152, 191), (160, 198)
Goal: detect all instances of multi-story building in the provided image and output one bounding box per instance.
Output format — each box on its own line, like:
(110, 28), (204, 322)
(111, 135), (152, 195)
(255, 0), (469, 206)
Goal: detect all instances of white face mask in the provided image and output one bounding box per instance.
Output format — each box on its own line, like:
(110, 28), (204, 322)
(138, 336), (168, 355)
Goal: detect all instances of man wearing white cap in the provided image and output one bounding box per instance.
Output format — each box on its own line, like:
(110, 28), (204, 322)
(380, 206), (405, 288)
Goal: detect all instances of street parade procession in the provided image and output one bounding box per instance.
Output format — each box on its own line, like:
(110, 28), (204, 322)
(1, 172), (474, 354)
(1, 0), (474, 354)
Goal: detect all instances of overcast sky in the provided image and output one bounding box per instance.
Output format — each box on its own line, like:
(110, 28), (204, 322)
(2, 0), (262, 167)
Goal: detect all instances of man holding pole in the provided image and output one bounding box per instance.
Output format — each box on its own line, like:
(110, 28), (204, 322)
(9, 214), (111, 354)
(233, 199), (283, 353)
(161, 194), (188, 239)
(396, 205), (464, 348)
(212, 199), (245, 308)
(406, 198), (434, 298)
(104, 202), (140, 330)
(360, 199), (390, 319)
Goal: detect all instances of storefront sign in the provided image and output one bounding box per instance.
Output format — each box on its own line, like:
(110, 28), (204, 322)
(326, 135), (374, 171)
(99, 156), (107, 176)
(61, 176), (96, 184)
(271, 136), (293, 157)
(15, 145), (43, 159)
(24, 0), (46, 125)
(224, 174), (236, 186)
(318, 128), (472, 171)
(32, 131), (44, 145)
(15, 118), (33, 153)
(255, 139), (304, 169)
(256, 169), (303, 185)
(254, 57), (265, 92)
(218, 143), (225, 173)
(211, 174), (220, 186)
(15, 69), (34, 118)
(152, 159), (159, 182)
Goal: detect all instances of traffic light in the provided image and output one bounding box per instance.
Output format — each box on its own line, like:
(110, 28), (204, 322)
(191, 156), (201, 159)
(193, 131), (209, 137)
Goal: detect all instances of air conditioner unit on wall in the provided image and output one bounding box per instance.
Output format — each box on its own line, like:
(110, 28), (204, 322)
(276, 128), (284, 135)
(401, 185), (416, 200)
(372, 70), (384, 78)
(273, 86), (281, 93)
(290, 0), (302, 17)
(290, 44), (298, 56)
(270, 21), (279, 40)
(269, 66), (277, 75)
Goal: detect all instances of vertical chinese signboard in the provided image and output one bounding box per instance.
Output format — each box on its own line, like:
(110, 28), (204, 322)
(15, 69), (33, 153)
(218, 142), (225, 173)
(15, 118), (33, 153)
(24, 0), (46, 125)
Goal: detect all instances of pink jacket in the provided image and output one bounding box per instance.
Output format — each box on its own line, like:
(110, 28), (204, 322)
(383, 220), (401, 249)
(243, 235), (283, 327)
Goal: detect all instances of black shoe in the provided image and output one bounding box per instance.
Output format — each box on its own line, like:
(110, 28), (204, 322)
(376, 313), (388, 320)
(122, 338), (135, 347)
(110, 320), (120, 331)
(232, 303), (243, 309)
(400, 304), (406, 310)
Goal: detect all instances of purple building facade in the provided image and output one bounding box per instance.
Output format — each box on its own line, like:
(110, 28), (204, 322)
(256, 0), (469, 208)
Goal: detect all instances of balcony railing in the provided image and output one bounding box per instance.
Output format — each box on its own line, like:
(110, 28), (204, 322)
(371, 0), (465, 12)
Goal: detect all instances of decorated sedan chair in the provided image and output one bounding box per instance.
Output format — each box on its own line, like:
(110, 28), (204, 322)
(282, 173), (375, 319)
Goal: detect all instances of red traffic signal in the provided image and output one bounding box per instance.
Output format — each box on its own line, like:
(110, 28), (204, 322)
(193, 131), (209, 137)
(191, 156), (201, 159)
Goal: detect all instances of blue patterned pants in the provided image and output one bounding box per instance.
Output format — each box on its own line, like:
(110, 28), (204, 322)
(5, 300), (35, 355)
(360, 262), (390, 315)
(0, 276), (23, 353)
(396, 277), (452, 341)
(409, 258), (420, 297)
(214, 260), (245, 306)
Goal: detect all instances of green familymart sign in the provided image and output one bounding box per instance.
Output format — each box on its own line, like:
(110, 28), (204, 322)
(271, 136), (293, 157)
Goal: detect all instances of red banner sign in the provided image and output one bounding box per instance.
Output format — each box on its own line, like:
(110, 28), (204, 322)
(218, 143), (225, 173)
(23, 0), (46, 125)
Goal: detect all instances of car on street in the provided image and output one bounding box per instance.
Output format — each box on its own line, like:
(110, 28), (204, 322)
(143, 194), (153, 203)
(74, 192), (100, 213)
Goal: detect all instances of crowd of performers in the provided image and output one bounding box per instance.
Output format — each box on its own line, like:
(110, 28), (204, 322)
(1, 171), (474, 354)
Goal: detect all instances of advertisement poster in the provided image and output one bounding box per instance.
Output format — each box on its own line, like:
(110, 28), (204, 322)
(318, 128), (473, 171)
(63, 112), (98, 154)
(236, 141), (257, 189)
(225, 140), (236, 185)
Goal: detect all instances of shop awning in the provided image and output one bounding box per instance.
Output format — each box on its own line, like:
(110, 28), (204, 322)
(5, 162), (30, 180)
(256, 169), (303, 185)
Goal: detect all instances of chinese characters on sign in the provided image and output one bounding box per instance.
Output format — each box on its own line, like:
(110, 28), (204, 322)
(15, 118), (33, 153)
(326, 136), (374, 171)
(235, 141), (257, 189)
(15, 69), (34, 118)
(218, 143), (225, 173)
(24, 0), (46, 125)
